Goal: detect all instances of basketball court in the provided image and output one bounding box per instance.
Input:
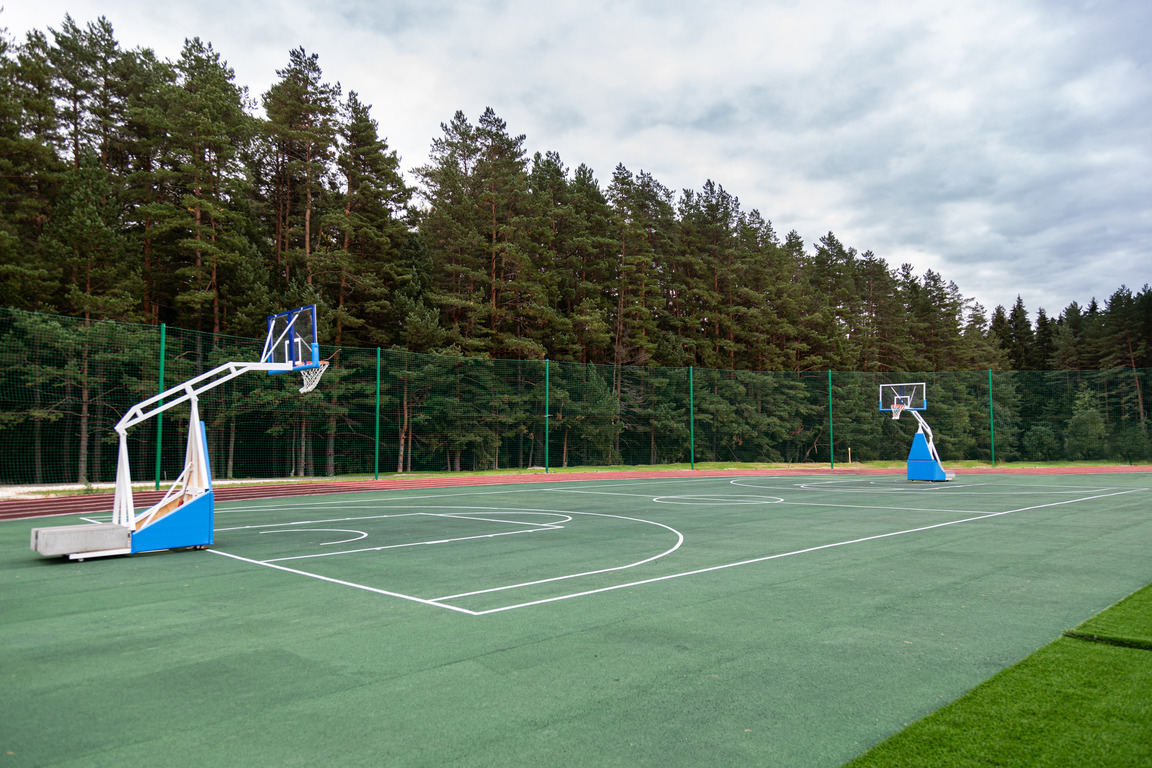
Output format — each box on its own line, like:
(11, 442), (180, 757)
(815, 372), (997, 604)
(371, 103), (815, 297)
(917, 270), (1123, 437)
(8, 306), (1152, 765)
(5, 471), (1150, 766)
(188, 473), (1145, 616)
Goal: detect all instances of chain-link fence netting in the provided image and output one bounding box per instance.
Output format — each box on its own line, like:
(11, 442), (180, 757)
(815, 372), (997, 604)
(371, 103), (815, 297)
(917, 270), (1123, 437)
(1, 308), (1148, 485)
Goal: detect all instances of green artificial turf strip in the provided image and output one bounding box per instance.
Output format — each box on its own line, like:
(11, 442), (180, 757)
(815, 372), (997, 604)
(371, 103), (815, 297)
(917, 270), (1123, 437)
(846, 595), (1152, 768)
(1072, 581), (1152, 647)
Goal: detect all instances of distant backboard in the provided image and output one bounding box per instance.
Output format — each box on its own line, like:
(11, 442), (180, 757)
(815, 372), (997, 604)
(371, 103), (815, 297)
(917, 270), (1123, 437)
(879, 382), (927, 413)
(261, 305), (319, 371)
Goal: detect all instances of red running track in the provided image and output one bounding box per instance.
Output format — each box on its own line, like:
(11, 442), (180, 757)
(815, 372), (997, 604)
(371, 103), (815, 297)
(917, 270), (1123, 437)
(2, 465), (1149, 522)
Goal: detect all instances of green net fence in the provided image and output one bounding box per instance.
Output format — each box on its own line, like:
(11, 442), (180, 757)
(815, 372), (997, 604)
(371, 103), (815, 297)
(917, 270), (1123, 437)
(0, 308), (1148, 486)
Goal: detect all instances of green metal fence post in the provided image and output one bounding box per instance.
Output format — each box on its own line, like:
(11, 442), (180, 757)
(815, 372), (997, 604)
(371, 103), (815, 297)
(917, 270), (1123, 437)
(828, 369), (835, 469)
(988, 368), (996, 466)
(689, 366), (695, 470)
(544, 359), (550, 474)
(374, 348), (381, 480)
(154, 323), (166, 489)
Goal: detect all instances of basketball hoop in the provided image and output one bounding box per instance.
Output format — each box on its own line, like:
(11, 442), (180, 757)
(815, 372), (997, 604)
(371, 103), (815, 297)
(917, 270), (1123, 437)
(299, 361), (329, 394)
(891, 403), (905, 420)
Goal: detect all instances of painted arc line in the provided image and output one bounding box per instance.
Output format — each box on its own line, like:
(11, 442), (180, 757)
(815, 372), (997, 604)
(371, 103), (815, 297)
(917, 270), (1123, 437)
(258, 528), (369, 546)
(652, 495), (783, 505)
(261, 526), (556, 563)
(220, 477), (730, 513)
(228, 508), (575, 562)
(429, 512), (567, 528)
(433, 511), (685, 600)
(465, 488), (1146, 615)
(212, 487), (1145, 616)
(216, 507), (574, 532)
(216, 511), (443, 532)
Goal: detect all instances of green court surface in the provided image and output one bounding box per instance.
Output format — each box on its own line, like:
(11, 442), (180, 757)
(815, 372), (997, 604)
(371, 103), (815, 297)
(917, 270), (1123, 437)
(3, 473), (1151, 767)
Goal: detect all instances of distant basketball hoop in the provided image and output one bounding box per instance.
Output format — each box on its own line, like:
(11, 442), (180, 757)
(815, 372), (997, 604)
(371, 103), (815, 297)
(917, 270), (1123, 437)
(878, 382), (954, 482)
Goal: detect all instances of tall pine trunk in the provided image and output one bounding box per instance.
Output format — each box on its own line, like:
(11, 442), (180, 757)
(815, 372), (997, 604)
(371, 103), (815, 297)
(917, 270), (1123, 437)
(298, 415), (307, 477)
(77, 342), (90, 484)
(228, 415), (236, 479)
(397, 377), (409, 473)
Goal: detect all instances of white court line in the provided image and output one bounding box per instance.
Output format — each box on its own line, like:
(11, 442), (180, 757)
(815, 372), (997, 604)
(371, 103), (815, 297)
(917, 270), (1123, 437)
(730, 478), (1125, 495)
(208, 486), (1146, 616)
(431, 512), (565, 528)
(781, 501), (1001, 516)
(209, 549), (480, 615)
(215, 477), (728, 513)
(250, 509), (572, 563)
(463, 488), (1146, 615)
(211, 509), (683, 604)
(216, 510), (432, 531)
(548, 489), (679, 499)
(216, 507), (572, 532)
(261, 525), (556, 563)
(545, 485), (987, 514)
(259, 528), (369, 546)
(432, 512), (684, 600)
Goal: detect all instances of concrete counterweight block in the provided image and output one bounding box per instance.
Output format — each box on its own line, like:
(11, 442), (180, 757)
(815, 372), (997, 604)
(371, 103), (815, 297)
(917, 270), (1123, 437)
(31, 523), (131, 557)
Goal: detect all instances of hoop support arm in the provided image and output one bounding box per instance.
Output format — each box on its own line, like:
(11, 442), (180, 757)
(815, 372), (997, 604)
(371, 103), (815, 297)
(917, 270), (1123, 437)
(115, 361), (290, 436)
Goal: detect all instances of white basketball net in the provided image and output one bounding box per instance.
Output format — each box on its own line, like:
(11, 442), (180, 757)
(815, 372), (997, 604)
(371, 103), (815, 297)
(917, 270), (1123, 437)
(299, 361), (329, 394)
(890, 396), (910, 420)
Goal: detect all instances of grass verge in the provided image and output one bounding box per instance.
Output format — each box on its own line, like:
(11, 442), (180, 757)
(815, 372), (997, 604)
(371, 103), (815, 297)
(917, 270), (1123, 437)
(845, 582), (1152, 767)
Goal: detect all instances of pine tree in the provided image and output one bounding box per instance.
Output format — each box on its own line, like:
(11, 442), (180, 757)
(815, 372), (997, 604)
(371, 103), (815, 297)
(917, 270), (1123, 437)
(416, 110), (488, 353)
(1006, 297), (1035, 369)
(1098, 286), (1148, 430)
(905, 269), (968, 370)
(1031, 307), (1056, 369)
(561, 163), (616, 363)
(161, 38), (255, 333)
(474, 107), (544, 359)
(799, 232), (862, 369)
(779, 230), (822, 371)
(606, 164), (676, 367)
(47, 15), (96, 168)
(260, 47), (340, 290)
(0, 28), (64, 310)
(417, 108), (546, 359)
(1065, 385), (1107, 460)
(118, 46), (177, 324)
(729, 209), (790, 370)
(526, 151), (577, 359)
(854, 252), (909, 371)
(43, 154), (137, 320)
(989, 304), (1012, 366)
(676, 181), (745, 368)
(317, 90), (410, 347)
(958, 302), (1003, 370)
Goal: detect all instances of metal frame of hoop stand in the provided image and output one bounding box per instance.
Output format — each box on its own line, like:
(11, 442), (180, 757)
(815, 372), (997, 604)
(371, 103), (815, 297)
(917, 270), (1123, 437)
(890, 398), (953, 481)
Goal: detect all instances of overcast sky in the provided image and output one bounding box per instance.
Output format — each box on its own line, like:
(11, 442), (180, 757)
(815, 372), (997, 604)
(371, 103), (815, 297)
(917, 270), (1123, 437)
(4, 0), (1149, 319)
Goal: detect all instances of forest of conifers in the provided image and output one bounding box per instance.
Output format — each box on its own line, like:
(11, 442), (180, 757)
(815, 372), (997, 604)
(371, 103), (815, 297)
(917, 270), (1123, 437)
(1, 16), (1149, 483)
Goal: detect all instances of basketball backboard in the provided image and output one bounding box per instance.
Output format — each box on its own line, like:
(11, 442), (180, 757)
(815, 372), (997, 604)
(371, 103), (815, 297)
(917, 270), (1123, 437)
(879, 382), (927, 413)
(261, 305), (320, 371)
